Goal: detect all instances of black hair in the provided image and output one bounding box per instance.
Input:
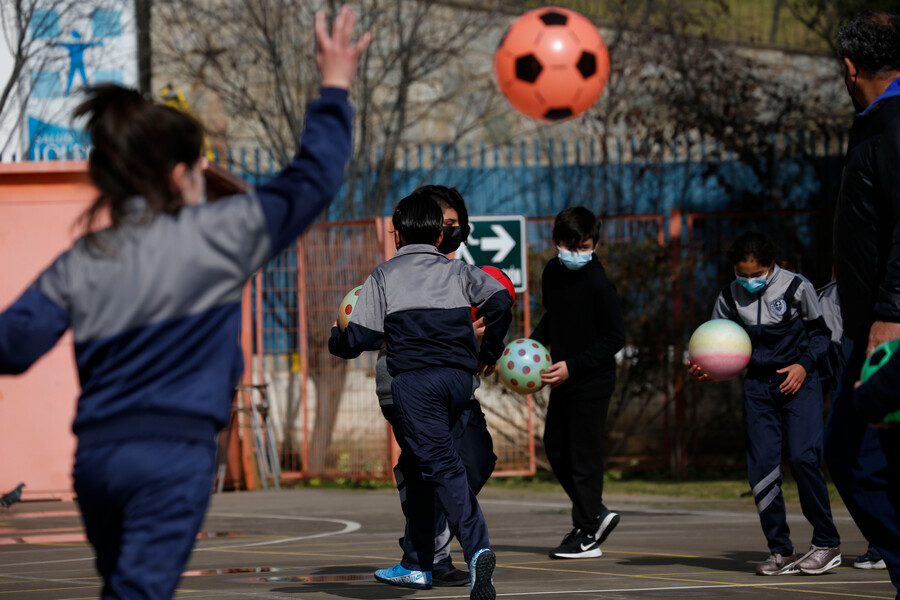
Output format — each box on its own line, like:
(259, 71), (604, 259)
(392, 192), (444, 245)
(552, 206), (601, 248)
(837, 11), (900, 74)
(73, 84), (204, 235)
(413, 184), (470, 238)
(726, 231), (777, 267)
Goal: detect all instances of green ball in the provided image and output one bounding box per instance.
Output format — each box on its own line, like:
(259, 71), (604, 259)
(860, 339), (900, 424)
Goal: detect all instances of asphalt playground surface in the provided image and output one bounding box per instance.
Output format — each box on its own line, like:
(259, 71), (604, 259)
(0, 486), (894, 599)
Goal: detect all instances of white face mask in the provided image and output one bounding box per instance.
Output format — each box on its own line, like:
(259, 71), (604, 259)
(735, 272), (768, 293)
(557, 247), (592, 270)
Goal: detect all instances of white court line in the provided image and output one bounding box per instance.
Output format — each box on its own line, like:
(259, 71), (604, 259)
(0, 513), (360, 567)
(198, 513), (360, 550)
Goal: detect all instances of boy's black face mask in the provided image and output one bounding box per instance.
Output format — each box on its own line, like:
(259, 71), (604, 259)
(438, 226), (466, 254)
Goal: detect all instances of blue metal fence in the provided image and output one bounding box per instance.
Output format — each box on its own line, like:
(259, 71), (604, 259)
(217, 132), (845, 222)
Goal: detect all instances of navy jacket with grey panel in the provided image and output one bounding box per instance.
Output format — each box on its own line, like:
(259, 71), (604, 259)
(711, 264), (830, 375)
(0, 88), (352, 447)
(328, 244), (513, 375)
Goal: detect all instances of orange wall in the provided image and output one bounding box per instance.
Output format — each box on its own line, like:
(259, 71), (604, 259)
(0, 162), (249, 499)
(0, 162), (95, 499)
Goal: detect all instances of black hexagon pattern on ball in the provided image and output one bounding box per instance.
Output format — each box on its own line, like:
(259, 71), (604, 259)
(515, 54), (543, 83)
(544, 108), (574, 120)
(539, 11), (568, 26)
(577, 51), (597, 79)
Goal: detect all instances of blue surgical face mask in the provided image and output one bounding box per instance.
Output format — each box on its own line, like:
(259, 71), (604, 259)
(736, 272), (768, 293)
(558, 247), (593, 270)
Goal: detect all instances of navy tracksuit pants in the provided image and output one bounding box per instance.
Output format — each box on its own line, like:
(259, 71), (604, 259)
(382, 397), (496, 572)
(390, 366), (491, 571)
(744, 371), (840, 556)
(825, 343), (900, 598)
(73, 438), (216, 600)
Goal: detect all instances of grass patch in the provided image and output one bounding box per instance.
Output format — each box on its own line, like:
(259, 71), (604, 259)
(280, 470), (844, 508)
(486, 471), (844, 506)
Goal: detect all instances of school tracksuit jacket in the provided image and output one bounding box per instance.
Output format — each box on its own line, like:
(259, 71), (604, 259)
(712, 264), (839, 555)
(0, 88), (352, 599)
(328, 243), (512, 567)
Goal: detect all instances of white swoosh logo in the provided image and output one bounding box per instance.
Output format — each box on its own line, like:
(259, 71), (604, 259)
(580, 542), (595, 551)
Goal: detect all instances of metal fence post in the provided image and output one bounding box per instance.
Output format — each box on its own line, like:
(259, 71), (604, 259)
(669, 208), (688, 480)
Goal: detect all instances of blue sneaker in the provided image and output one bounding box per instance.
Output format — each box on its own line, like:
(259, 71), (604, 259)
(469, 548), (496, 600)
(374, 563), (431, 589)
(854, 548), (886, 570)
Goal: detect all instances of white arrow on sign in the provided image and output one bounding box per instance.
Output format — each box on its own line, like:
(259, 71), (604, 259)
(480, 224), (516, 262)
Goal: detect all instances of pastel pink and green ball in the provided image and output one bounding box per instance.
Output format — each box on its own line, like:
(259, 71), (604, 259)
(688, 319), (752, 381)
(499, 338), (552, 394)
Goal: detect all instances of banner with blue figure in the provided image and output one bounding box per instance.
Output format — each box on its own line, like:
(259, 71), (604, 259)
(55, 31), (105, 97)
(0, 1), (137, 160)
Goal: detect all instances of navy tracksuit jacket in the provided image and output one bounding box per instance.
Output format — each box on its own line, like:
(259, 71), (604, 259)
(712, 264), (840, 555)
(0, 88), (353, 599)
(329, 243), (513, 569)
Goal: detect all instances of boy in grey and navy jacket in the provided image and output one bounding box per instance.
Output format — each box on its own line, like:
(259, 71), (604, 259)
(329, 192), (511, 600)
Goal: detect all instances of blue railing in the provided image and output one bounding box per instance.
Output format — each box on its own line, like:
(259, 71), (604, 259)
(215, 132), (845, 220)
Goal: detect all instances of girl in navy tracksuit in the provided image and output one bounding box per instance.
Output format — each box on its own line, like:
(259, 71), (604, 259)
(687, 231), (840, 577)
(0, 9), (369, 599)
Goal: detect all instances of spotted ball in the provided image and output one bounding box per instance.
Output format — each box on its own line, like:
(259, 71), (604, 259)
(498, 338), (552, 394)
(338, 285), (363, 330)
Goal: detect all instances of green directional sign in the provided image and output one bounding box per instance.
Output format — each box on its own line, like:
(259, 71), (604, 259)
(456, 216), (527, 292)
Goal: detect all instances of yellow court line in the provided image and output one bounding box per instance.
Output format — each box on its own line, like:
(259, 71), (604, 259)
(57, 593), (200, 600)
(602, 549), (702, 559)
(504, 563), (801, 588)
(0, 586), (96, 595)
(504, 563), (892, 597)
(768, 585), (894, 599)
(0, 576), (100, 584)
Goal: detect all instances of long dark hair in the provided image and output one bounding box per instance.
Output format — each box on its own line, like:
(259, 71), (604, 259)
(74, 84), (204, 235)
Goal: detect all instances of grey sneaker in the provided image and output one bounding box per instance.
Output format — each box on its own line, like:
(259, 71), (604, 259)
(796, 545), (842, 575)
(756, 553), (799, 576)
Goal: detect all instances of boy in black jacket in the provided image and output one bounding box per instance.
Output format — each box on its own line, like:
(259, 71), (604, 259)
(531, 206), (626, 559)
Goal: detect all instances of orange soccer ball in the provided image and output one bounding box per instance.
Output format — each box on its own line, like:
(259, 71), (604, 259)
(494, 6), (610, 122)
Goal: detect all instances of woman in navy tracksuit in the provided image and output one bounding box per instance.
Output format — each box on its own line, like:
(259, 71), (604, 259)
(0, 9), (369, 599)
(687, 231), (840, 577)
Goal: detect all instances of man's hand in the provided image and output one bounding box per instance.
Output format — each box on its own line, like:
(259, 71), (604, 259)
(776, 363), (807, 395)
(867, 320), (900, 356)
(540, 361), (569, 388)
(315, 5), (372, 90)
(685, 360), (711, 382)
